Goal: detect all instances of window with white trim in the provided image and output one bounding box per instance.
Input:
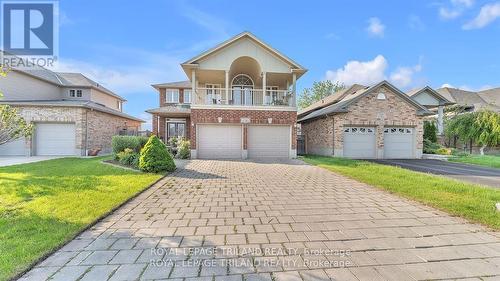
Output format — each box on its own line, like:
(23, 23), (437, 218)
(165, 89), (179, 103)
(183, 90), (191, 104)
(69, 89), (83, 98)
(69, 89), (75, 97)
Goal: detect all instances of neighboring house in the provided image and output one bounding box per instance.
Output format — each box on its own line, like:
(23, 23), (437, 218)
(436, 87), (500, 113)
(298, 81), (433, 159)
(406, 86), (455, 135)
(147, 31), (306, 159)
(0, 66), (143, 156)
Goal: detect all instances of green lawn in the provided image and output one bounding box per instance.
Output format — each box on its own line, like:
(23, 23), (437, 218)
(449, 154), (500, 169)
(0, 157), (162, 281)
(302, 155), (500, 230)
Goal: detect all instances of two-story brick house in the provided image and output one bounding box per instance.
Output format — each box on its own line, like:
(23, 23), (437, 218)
(147, 32), (306, 159)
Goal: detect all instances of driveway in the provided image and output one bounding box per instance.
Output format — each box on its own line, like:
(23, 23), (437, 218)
(371, 159), (500, 188)
(0, 156), (62, 167)
(19, 160), (500, 281)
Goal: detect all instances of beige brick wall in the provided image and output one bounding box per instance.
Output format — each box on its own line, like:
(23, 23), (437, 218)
(10, 105), (141, 155)
(302, 85), (424, 157)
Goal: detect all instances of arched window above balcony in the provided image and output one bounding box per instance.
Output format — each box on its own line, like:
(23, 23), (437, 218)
(232, 74), (254, 87)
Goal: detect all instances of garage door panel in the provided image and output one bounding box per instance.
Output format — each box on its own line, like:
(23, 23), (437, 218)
(384, 127), (414, 159)
(198, 125), (242, 159)
(343, 127), (376, 159)
(0, 137), (26, 156)
(248, 125), (290, 158)
(36, 123), (76, 156)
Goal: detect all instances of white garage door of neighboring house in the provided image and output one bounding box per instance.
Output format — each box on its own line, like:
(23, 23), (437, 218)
(0, 137), (26, 156)
(343, 127), (376, 158)
(248, 125), (290, 158)
(384, 127), (415, 159)
(198, 124), (242, 159)
(36, 123), (77, 156)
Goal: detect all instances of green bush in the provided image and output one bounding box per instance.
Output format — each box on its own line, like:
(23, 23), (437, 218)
(423, 139), (442, 154)
(117, 148), (139, 167)
(176, 139), (190, 159)
(168, 136), (178, 148)
(436, 147), (452, 155)
(112, 136), (149, 156)
(139, 135), (175, 173)
(424, 121), (438, 143)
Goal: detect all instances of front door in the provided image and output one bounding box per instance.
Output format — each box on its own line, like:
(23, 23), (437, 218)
(167, 122), (186, 140)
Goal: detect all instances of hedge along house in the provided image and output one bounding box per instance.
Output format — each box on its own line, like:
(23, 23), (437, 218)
(147, 31), (307, 159)
(298, 81), (433, 159)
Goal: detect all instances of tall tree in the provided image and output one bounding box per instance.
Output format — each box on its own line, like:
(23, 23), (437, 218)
(0, 69), (34, 145)
(297, 80), (345, 109)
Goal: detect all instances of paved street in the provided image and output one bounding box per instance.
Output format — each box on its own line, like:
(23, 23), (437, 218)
(19, 159), (500, 281)
(371, 159), (500, 188)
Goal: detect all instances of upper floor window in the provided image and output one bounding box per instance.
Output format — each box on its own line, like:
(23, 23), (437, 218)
(69, 89), (83, 97)
(183, 90), (191, 104)
(165, 89), (179, 103)
(117, 100), (122, 111)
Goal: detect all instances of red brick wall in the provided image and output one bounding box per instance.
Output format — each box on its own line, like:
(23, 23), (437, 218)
(159, 88), (165, 106)
(159, 116), (166, 141)
(189, 108), (297, 149)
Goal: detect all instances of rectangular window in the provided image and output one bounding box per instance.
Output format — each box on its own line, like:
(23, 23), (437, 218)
(117, 101), (122, 110)
(183, 90), (191, 104)
(76, 90), (82, 97)
(165, 89), (179, 103)
(69, 89), (75, 97)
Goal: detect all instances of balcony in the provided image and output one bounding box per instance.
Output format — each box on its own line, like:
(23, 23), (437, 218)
(193, 88), (296, 107)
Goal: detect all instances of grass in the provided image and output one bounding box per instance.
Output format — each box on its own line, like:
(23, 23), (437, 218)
(0, 157), (162, 281)
(302, 155), (500, 230)
(449, 154), (500, 169)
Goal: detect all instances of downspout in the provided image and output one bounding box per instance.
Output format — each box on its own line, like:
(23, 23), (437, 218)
(332, 115), (335, 156)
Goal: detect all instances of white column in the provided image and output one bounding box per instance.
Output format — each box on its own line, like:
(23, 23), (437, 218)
(437, 105), (444, 135)
(292, 73), (297, 107)
(262, 71), (266, 105)
(225, 70), (229, 104)
(191, 69), (196, 104)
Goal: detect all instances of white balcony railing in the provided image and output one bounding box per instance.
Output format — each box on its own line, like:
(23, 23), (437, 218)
(193, 88), (295, 107)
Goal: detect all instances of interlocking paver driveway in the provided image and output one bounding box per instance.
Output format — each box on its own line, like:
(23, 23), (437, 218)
(19, 159), (500, 281)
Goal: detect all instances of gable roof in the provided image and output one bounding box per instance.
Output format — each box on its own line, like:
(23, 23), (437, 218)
(478, 87), (500, 106)
(181, 31), (307, 72)
(56, 72), (126, 101)
(407, 86), (455, 106)
(298, 80), (433, 123)
(297, 84), (367, 118)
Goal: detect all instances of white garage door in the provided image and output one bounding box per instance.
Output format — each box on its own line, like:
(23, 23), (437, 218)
(198, 125), (242, 159)
(384, 127), (414, 159)
(36, 123), (76, 156)
(0, 137), (26, 156)
(248, 125), (290, 158)
(343, 127), (376, 158)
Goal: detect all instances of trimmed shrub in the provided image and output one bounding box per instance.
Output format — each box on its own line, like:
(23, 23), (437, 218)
(112, 135), (149, 155)
(139, 135), (175, 173)
(424, 121), (438, 143)
(176, 139), (190, 159)
(117, 148), (139, 167)
(436, 147), (452, 155)
(423, 138), (441, 154)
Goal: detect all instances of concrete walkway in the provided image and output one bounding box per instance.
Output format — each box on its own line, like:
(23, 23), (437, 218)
(19, 160), (500, 281)
(371, 159), (500, 188)
(0, 156), (62, 167)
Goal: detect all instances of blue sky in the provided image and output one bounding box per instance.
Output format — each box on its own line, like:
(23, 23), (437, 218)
(54, 0), (500, 129)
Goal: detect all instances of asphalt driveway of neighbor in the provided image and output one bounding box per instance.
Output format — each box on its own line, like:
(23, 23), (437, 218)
(19, 159), (500, 281)
(370, 159), (500, 188)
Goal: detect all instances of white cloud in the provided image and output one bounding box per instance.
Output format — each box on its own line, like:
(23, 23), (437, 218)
(325, 55), (388, 86)
(439, 0), (475, 20)
(366, 17), (385, 38)
(463, 2), (500, 29)
(325, 55), (423, 89)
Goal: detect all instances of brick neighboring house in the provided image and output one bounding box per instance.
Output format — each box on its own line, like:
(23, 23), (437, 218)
(147, 31), (307, 159)
(298, 81), (433, 159)
(0, 66), (143, 156)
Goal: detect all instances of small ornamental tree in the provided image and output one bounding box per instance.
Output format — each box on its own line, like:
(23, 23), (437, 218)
(139, 135), (175, 173)
(474, 110), (500, 155)
(297, 80), (345, 109)
(423, 120), (438, 143)
(0, 69), (34, 145)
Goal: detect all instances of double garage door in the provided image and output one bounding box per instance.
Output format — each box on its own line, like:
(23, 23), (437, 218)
(197, 124), (290, 159)
(0, 123), (77, 156)
(343, 126), (414, 159)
